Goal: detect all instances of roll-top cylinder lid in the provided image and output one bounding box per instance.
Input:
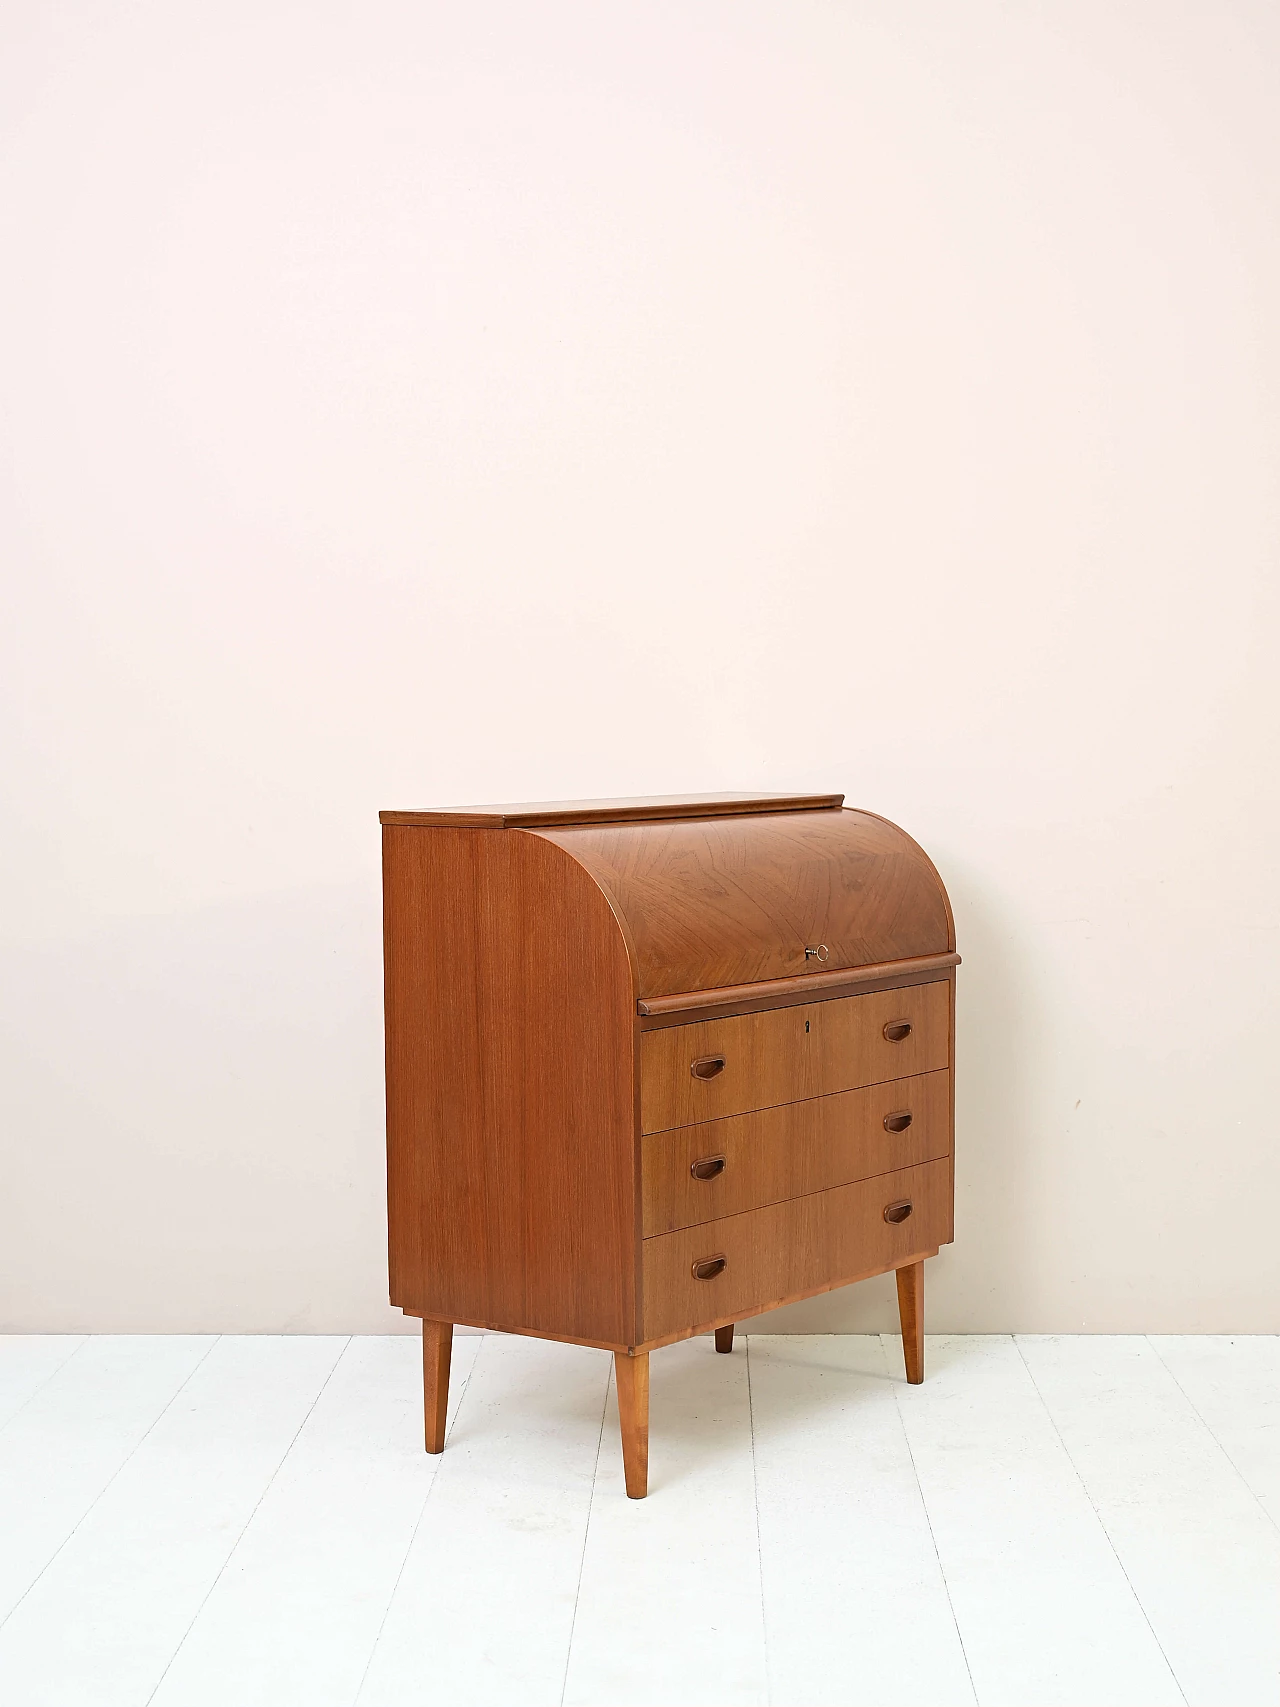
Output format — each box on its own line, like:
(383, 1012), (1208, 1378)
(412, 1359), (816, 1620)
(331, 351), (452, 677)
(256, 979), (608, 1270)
(535, 802), (955, 1002)
(379, 793), (955, 1005)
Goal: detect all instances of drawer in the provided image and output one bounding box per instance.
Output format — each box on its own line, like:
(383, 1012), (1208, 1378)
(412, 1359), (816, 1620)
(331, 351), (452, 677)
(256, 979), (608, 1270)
(640, 980), (950, 1133)
(642, 1156), (952, 1341)
(642, 1069), (950, 1236)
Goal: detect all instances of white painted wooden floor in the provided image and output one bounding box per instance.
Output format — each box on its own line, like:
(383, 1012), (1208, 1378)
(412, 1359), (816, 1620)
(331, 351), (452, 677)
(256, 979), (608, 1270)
(0, 1335), (1277, 1707)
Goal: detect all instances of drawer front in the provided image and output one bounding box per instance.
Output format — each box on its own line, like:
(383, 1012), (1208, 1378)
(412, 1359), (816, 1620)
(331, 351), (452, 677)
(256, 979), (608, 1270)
(640, 980), (950, 1133)
(642, 1157), (952, 1342)
(642, 1069), (950, 1236)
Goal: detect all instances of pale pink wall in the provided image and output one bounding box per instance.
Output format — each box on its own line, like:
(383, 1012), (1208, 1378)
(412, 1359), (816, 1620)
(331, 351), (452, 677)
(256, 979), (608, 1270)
(1, 2), (1277, 1330)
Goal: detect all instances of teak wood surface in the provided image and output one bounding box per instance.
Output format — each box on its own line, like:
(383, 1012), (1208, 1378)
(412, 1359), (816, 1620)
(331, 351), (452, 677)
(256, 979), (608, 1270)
(381, 793), (957, 1495)
(614, 1353), (650, 1499)
(421, 1319), (452, 1453)
(537, 808), (954, 999)
(383, 826), (638, 1346)
(641, 1068), (952, 1236)
(896, 1261), (925, 1384)
(404, 1249), (941, 1355)
(642, 1157), (952, 1342)
(379, 791), (843, 829)
(636, 952), (960, 1022)
(639, 981), (951, 1134)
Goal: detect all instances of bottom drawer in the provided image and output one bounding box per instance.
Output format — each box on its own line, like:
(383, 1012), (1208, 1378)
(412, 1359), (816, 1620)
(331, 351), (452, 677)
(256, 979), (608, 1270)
(642, 1157), (952, 1343)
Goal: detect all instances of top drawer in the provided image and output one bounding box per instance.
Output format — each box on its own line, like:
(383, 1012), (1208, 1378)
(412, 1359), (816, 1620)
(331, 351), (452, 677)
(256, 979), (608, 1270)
(640, 980), (950, 1133)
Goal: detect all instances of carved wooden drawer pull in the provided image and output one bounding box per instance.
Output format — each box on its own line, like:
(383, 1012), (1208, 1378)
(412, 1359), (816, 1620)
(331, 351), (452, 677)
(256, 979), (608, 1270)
(692, 1255), (727, 1280)
(883, 1199), (914, 1225)
(883, 1020), (913, 1043)
(690, 1155), (727, 1181)
(883, 1110), (913, 1133)
(690, 1055), (726, 1080)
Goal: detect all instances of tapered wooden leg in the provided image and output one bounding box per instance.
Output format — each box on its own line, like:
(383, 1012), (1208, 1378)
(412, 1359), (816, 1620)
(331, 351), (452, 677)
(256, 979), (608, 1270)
(714, 1325), (735, 1353)
(422, 1319), (453, 1453)
(614, 1351), (649, 1498)
(896, 1260), (924, 1384)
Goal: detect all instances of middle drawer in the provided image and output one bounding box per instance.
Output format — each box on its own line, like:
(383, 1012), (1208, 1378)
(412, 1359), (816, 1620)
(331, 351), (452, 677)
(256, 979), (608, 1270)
(642, 1069), (951, 1235)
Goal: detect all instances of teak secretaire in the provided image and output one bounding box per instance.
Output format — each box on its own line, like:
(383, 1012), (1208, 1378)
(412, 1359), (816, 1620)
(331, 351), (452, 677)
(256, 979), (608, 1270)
(380, 791), (958, 1496)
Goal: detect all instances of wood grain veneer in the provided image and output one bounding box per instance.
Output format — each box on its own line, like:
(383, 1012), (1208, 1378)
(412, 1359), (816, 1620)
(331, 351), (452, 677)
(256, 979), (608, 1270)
(642, 1069), (951, 1236)
(381, 793), (958, 1497)
(642, 1158), (952, 1342)
(383, 825), (637, 1346)
(380, 792), (843, 829)
(639, 981), (950, 1134)
(615, 1353), (650, 1498)
(896, 1261), (925, 1384)
(422, 1319), (452, 1453)
(537, 809), (953, 1000)
(636, 953), (960, 1019)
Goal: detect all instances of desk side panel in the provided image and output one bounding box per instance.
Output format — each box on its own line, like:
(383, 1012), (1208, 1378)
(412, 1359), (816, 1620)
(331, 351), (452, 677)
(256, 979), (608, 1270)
(383, 826), (636, 1345)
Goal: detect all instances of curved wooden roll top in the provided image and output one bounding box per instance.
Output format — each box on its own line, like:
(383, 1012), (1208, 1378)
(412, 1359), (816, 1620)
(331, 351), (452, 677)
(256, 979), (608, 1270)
(533, 804), (955, 1009)
(380, 793), (956, 1018)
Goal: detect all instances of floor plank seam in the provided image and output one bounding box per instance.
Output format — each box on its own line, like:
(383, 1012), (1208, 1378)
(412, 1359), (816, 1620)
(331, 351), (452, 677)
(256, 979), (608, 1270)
(0, 1333), (223, 1640)
(1145, 1336), (1280, 1544)
(888, 1334), (979, 1707)
(558, 1353), (611, 1707)
(0, 1336), (88, 1439)
(141, 1335), (352, 1707)
(743, 1334), (771, 1707)
(4, 1334), (1274, 1707)
(352, 1330), (485, 1707)
(1011, 1335), (1190, 1706)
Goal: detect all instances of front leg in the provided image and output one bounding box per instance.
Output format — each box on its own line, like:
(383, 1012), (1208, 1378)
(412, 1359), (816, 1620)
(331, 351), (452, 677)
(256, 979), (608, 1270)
(614, 1351), (649, 1498)
(895, 1260), (924, 1384)
(422, 1319), (453, 1452)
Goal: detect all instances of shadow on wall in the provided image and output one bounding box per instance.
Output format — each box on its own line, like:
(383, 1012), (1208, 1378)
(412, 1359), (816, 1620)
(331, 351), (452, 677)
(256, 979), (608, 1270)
(755, 858), (1042, 1334)
(0, 886), (403, 1333)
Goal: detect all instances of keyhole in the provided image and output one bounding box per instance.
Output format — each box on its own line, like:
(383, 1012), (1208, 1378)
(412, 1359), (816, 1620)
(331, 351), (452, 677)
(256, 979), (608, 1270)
(805, 1020), (810, 1033)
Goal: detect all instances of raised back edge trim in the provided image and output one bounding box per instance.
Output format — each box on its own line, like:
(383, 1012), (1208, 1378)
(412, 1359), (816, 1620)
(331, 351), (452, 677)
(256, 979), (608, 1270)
(379, 792), (844, 828)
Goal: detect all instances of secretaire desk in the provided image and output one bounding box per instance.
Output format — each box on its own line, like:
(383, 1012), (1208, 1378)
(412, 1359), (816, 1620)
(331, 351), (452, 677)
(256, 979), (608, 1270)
(380, 792), (958, 1497)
